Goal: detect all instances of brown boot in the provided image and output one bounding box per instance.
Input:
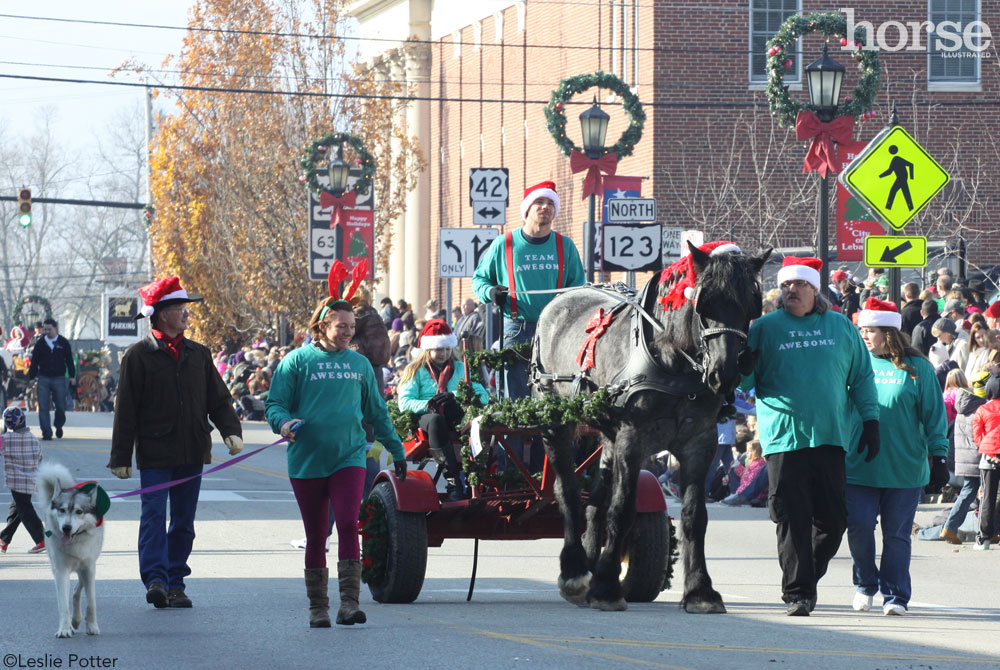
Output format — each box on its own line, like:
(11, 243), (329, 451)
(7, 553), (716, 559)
(304, 568), (331, 628)
(336, 559), (367, 625)
(940, 528), (963, 545)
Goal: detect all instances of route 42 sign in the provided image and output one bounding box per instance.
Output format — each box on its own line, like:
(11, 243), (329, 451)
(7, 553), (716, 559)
(439, 228), (500, 278)
(602, 224), (662, 272)
(469, 168), (508, 226)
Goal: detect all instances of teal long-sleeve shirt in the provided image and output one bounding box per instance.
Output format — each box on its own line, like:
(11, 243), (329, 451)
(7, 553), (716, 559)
(846, 353), (948, 488)
(472, 228), (584, 323)
(397, 361), (490, 414)
(265, 344), (404, 479)
(740, 308), (879, 456)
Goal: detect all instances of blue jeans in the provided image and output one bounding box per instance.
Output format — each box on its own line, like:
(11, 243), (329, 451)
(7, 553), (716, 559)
(846, 484), (923, 608)
(138, 464), (204, 591)
(944, 475), (980, 534)
(36, 375), (68, 438)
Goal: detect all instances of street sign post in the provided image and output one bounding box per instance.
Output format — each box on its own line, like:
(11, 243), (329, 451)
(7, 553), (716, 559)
(308, 168), (374, 280)
(863, 235), (928, 268)
(606, 197), (657, 223)
(602, 224), (662, 272)
(840, 126), (950, 232)
(469, 168), (508, 226)
(439, 228), (500, 278)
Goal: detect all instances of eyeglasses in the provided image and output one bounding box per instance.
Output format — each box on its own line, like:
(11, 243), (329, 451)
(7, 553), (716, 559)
(780, 280), (813, 290)
(162, 307), (191, 316)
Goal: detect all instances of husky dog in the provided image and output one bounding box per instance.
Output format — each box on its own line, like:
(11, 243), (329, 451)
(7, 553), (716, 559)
(34, 463), (105, 638)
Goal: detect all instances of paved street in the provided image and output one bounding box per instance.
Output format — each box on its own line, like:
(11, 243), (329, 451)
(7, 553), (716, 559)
(2, 412), (999, 669)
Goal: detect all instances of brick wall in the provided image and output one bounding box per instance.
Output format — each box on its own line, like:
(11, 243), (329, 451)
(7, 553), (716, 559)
(425, 1), (999, 305)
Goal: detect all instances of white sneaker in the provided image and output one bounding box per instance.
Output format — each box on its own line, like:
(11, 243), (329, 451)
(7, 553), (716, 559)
(883, 603), (906, 616)
(852, 592), (873, 612)
(974, 540), (990, 551)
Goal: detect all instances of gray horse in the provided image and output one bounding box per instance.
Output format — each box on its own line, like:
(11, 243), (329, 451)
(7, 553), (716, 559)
(531, 242), (769, 612)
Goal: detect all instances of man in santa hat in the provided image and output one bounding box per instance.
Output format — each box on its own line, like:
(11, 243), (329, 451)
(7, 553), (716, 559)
(472, 180), (585, 469)
(108, 277), (243, 610)
(740, 256), (881, 617)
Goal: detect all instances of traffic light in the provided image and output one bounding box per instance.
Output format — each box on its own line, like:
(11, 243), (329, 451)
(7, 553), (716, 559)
(16, 188), (31, 227)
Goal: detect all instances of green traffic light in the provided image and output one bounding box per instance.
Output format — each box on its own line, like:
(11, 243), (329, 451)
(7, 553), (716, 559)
(18, 212), (31, 226)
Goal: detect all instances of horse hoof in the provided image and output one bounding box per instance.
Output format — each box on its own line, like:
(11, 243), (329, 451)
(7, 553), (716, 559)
(682, 600), (727, 614)
(558, 573), (591, 607)
(590, 597), (628, 612)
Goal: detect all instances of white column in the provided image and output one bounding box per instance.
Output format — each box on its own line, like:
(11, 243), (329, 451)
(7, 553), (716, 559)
(369, 55), (393, 302)
(403, 42), (431, 311)
(388, 50), (408, 304)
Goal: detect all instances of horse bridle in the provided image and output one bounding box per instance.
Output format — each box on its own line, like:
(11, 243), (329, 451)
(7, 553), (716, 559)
(672, 286), (750, 377)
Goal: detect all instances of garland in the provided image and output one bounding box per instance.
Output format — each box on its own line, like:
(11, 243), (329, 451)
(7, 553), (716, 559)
(358, 497), (388, 585)
(298, 132), (375, 199)
(464, 341), (532, 372)
(465, 387), (614, 429)
(11, 294), (52, 327)
(386, 400), (421, 441)
(766, 12), (881, 128)
(545, 72), (645, 158)
(142, 204), (155, 226)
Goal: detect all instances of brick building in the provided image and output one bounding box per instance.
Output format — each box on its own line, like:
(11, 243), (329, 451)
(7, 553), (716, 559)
(349, 0), (1000, 311)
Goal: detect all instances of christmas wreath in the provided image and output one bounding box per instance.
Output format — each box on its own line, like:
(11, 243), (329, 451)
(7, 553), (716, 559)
(545, 72), (645, 158)
(298, 132), (375, 200)
(766, 12), (881, 128)
(11, 294), (52, 326)
(358, 497), (388, 585)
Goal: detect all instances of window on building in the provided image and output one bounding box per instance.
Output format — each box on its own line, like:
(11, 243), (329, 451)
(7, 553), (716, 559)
(750, 0), (801, 84)
(928, 0), (980, 84)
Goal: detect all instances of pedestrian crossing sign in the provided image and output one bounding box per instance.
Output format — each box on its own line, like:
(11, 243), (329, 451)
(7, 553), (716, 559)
(840, 126), (950, 232)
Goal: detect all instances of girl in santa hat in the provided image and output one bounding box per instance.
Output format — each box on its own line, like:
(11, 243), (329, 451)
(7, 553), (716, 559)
(397, 319), (490, 501)
(846, 297), (949, 616)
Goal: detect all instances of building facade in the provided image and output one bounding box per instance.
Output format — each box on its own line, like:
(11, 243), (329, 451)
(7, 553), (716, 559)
(349, 0), (1000, 310)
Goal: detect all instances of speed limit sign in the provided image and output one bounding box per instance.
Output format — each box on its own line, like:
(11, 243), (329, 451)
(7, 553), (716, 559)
(602, 224), (662, 272)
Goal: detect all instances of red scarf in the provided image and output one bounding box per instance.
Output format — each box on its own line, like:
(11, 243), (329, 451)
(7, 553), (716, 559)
(152, 328), (184, 361)
(425, 360), (454, 393)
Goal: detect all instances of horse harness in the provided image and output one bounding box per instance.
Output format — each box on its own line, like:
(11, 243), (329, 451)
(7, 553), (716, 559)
(531, 279), (748, 408)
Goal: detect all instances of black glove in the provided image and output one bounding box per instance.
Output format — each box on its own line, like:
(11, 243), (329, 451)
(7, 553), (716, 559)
(394, 459), (407, 481)
(489, 285), (509, 307)
(927, 456), (950, 492)
(737, 348), (758, 377)
(857, 420), (880, 463)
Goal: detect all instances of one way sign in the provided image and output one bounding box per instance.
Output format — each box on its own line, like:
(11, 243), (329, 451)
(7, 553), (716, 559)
(439, 228), (499, 278)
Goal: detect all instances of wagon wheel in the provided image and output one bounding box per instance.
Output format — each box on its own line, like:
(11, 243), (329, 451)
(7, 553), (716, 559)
(621, 510), (670, 603)
(366, 481), (428, 604)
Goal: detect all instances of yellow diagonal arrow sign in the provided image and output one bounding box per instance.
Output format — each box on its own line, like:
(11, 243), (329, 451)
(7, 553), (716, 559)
(863, 235), (927, 268)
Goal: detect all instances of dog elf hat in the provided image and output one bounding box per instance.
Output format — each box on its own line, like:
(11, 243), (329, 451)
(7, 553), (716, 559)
(858, 297), (901, 330)
(520, 180), (560, 222)
(71, 481), (110, 525)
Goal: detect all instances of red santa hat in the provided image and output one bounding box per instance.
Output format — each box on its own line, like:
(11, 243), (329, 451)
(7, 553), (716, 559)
(985, 301), (1000, 320)
(135, 276), (202, 320)
(776, 256), (823, 291)
(858, 297), (902, 330)
(416, 319), (458, 352)
(830, 270), (849, 282)
(520, 180), (560, 222)
(658, 240), (743, 310)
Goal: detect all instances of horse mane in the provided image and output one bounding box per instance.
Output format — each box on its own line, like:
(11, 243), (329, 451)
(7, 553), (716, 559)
(653, 252), (762, 362)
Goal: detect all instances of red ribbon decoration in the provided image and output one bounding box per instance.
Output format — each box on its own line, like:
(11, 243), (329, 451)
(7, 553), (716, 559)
(569, 150), (619, 199)
(576, 308), (615, 371)
(795, 111), (854, 178)
(319, 190), (357, 228)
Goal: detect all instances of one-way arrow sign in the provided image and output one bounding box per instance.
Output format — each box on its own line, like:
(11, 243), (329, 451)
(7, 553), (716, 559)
(863, 235), (927, 268)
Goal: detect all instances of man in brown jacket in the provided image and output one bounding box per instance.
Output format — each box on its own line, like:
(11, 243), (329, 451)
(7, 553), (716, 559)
(108, 277), (242, 609)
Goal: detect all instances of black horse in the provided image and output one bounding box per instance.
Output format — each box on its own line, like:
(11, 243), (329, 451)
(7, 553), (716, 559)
(530, 242), (769, 612)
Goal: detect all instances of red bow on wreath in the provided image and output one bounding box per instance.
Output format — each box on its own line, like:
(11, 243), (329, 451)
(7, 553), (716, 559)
(576, 308), (614, 371)
(320, 190), (357, 228)
(569, 150), (619, 199)
(795, 111), (854, 178)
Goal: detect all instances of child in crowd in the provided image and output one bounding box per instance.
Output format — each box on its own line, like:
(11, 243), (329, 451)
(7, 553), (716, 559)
(0, 406), (46, 554)
(722, 440), (769, 507)
(972, 375), (1000, 550)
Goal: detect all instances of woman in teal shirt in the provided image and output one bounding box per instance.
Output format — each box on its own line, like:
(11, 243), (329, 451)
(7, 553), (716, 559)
(267, 298), (405, 628)
(847, 298), (949, 616)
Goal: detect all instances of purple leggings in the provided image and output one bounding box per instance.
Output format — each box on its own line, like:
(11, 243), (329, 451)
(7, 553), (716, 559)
(290, 467), (365, 568)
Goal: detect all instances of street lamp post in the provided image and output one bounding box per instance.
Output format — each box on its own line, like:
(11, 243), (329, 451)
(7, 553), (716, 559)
(326, 145), (351, 262)
(804, 44), (845, 298)
(579, 98), (610, 284)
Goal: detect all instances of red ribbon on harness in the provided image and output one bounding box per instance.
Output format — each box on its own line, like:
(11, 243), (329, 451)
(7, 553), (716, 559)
(576, 308), (614, 371)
